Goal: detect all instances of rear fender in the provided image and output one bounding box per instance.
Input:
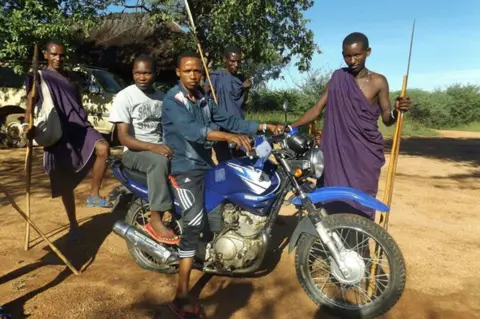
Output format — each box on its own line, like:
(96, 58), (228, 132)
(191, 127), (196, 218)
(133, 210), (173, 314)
(288, 216), (319, 254)
(290, 186), (390, 213)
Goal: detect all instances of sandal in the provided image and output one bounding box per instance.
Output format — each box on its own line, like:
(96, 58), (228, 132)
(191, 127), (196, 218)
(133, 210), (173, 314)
(0, 307), (11, 319)
(168, 298), (205, 319)
(144, 223), (180, 245)
(86, 195), (113, 208)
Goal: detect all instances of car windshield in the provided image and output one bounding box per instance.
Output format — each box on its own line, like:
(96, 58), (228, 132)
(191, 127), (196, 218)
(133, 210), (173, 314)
(90, 69), (126, 94)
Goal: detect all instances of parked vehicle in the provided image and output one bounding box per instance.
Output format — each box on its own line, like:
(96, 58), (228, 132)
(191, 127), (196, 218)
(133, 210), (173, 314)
(0, 63), (126, 147)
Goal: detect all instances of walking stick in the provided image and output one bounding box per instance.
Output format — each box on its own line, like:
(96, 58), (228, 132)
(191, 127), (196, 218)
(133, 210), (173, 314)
(367, 19), (416, 298)
(0, 183), (80, 275)
(183, 0), (218, 104)
(24, 43), (39, 251)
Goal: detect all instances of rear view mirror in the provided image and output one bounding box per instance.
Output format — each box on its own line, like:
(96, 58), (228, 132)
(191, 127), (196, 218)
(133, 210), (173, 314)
(282, 99), (288, 112)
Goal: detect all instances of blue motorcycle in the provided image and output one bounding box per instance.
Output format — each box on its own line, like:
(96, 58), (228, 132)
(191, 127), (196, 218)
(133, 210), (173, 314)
(109, 104), (406, 318)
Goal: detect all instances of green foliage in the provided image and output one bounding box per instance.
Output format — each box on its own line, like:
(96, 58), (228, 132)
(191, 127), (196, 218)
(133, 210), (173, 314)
(141, 0), (319, 84)
(2, 0), (318, 85)
(249, 68), (480, 130)
(247, 68), (331, 114)
(0, 0), (121, 73)
(391, 84), (480, 129)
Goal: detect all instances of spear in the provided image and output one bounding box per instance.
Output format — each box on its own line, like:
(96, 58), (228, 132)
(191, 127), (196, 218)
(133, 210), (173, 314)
(367, 19), (416, 298)
(24, 43), (39, 251)
(183, 0), (218, 104)
(380, 19), (416, 229)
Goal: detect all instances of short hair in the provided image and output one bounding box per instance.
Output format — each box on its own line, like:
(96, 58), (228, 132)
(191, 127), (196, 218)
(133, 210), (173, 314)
(176, 50), (201, 67)
(342, 32), (369, 50)
(224, 44), (242, 58)
(134, 54), (157, 71)
(44, 39), (64, 51)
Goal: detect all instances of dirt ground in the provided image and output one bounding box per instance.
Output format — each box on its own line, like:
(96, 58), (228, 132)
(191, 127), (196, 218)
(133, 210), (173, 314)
(0, 130), (479, 319)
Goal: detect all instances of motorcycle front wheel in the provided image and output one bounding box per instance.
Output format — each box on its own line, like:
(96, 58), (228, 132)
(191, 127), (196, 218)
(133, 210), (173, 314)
(295, 213), (406, 319)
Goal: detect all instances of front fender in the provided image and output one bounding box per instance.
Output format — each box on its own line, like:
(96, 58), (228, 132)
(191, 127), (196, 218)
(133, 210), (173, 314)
(288, 216), (319, 254)
(291, 186), (390, 213)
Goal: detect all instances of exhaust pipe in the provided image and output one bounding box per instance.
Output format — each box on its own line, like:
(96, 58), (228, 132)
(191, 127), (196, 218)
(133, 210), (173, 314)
(113, 221), (178, 264)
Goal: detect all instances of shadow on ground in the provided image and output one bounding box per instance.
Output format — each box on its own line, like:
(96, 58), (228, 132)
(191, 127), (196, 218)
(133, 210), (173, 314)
(84, 214), (301, 319)
(0, 199), (127, 319)
(384, 137), (480, 167)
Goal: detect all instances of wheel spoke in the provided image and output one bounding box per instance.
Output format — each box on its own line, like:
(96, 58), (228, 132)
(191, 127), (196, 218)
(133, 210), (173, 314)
(305, 224), (396, 310)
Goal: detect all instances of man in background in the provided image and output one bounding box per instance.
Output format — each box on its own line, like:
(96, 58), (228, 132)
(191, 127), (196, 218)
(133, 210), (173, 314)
(205, 44), (252, 162)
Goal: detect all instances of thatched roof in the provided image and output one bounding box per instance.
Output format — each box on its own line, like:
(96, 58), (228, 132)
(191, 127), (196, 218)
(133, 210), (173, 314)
(75, 12), (189, 82)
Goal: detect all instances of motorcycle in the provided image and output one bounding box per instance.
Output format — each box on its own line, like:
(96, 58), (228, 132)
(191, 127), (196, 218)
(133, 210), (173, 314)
(108, 102), (406, 318)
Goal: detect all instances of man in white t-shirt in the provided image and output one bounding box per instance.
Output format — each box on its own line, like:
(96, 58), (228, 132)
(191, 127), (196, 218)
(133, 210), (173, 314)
(109, 54), (179, 245)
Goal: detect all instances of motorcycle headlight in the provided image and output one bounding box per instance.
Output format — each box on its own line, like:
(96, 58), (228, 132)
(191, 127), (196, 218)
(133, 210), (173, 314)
(309, 147), (324, 179)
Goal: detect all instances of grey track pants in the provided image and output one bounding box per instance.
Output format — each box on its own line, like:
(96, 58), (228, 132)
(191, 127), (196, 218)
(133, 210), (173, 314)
(122, 150), (172, 212)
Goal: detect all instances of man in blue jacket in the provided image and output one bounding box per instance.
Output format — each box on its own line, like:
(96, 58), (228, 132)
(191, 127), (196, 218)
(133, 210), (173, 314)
(162, 50), (282, 318)
(204, 44), (252, 162)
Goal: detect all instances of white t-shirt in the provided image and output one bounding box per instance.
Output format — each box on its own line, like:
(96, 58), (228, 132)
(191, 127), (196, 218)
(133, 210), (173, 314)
(109, 84), (165, 151)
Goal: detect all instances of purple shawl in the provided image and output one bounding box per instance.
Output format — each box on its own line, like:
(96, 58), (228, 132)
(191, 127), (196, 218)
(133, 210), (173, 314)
(320, 68), (385, 219)
(25, 69), (104, 198)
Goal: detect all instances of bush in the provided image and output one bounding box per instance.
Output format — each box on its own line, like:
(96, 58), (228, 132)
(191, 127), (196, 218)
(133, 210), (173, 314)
(392, 84), (480, 129)
(246, 68), (331, 114)
(249, 68), (480, 130)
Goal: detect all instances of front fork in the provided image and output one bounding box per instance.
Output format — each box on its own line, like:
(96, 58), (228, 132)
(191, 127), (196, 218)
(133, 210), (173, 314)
(278, 157), (351, 276)
(301, 198), (352, 277)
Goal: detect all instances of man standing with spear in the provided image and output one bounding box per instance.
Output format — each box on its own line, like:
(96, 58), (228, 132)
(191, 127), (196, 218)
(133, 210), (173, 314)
(290, 31), (413, 221)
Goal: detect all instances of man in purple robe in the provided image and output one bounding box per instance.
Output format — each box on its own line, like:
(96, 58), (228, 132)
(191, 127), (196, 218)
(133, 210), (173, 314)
(291, 32), (412, 220)
(204, 44), (252, 162)
(24, 40), (112, 241)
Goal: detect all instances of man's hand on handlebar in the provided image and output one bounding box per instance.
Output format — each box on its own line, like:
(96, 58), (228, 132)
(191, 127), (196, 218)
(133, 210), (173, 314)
(266, 124), (289, 135)
(225, 133), (252, 153)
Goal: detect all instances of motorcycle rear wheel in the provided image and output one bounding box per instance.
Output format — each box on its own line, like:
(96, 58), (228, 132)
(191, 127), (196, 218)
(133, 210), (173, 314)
(125, 198), (181, 274)
(295, 213), (406, 319)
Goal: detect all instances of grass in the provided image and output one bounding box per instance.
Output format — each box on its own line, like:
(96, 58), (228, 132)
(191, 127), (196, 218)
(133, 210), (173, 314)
(378, 119), (438, 137)
(245, 111), (439, 137)
(445, 122), (480, 132)
(245, 111), (303, 124)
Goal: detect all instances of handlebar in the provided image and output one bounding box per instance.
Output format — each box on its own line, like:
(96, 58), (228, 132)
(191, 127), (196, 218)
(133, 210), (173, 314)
(227, 134), (286, 151)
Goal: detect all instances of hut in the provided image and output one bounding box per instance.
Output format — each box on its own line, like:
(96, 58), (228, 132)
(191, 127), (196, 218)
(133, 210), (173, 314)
(75, 12), (189, 85)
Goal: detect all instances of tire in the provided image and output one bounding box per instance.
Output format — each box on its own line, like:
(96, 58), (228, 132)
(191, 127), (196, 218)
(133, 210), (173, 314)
(295, 213), (406, 319)
(124, 197), (181, 274)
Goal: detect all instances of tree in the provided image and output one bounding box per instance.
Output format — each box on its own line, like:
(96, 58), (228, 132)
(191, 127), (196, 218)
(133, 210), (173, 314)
(1, 0), (320, 84)
(136, 0), (320, 84)
(0, 0), (121, 73)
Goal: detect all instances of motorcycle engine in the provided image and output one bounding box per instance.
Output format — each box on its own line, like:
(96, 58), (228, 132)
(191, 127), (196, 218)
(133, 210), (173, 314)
(208, 203), (267, 270)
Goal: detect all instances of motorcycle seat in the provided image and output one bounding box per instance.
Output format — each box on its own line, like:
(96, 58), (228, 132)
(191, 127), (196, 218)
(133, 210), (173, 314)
(122, 167), (147, 187)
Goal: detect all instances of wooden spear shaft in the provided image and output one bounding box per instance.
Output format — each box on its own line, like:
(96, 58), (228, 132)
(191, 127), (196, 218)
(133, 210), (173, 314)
(367, 19), (415, 298)
(0, 183), (80, 275)
(24, 43), (39, 251)
(379, 19), (416, 230)
(183, 0), (218, 104)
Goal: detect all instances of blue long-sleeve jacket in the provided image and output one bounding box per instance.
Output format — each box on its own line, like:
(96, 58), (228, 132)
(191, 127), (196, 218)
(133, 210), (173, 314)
(162, 83), (259, 174)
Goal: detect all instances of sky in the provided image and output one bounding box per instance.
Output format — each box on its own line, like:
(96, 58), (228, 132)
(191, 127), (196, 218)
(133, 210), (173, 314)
(267, 0), (480, 92)
(109, 0), (480, 92)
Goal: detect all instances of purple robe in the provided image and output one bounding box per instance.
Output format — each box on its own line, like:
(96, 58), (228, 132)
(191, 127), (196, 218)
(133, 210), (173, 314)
(25, 69), (104, 198)
(320, 68), (385, 219)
